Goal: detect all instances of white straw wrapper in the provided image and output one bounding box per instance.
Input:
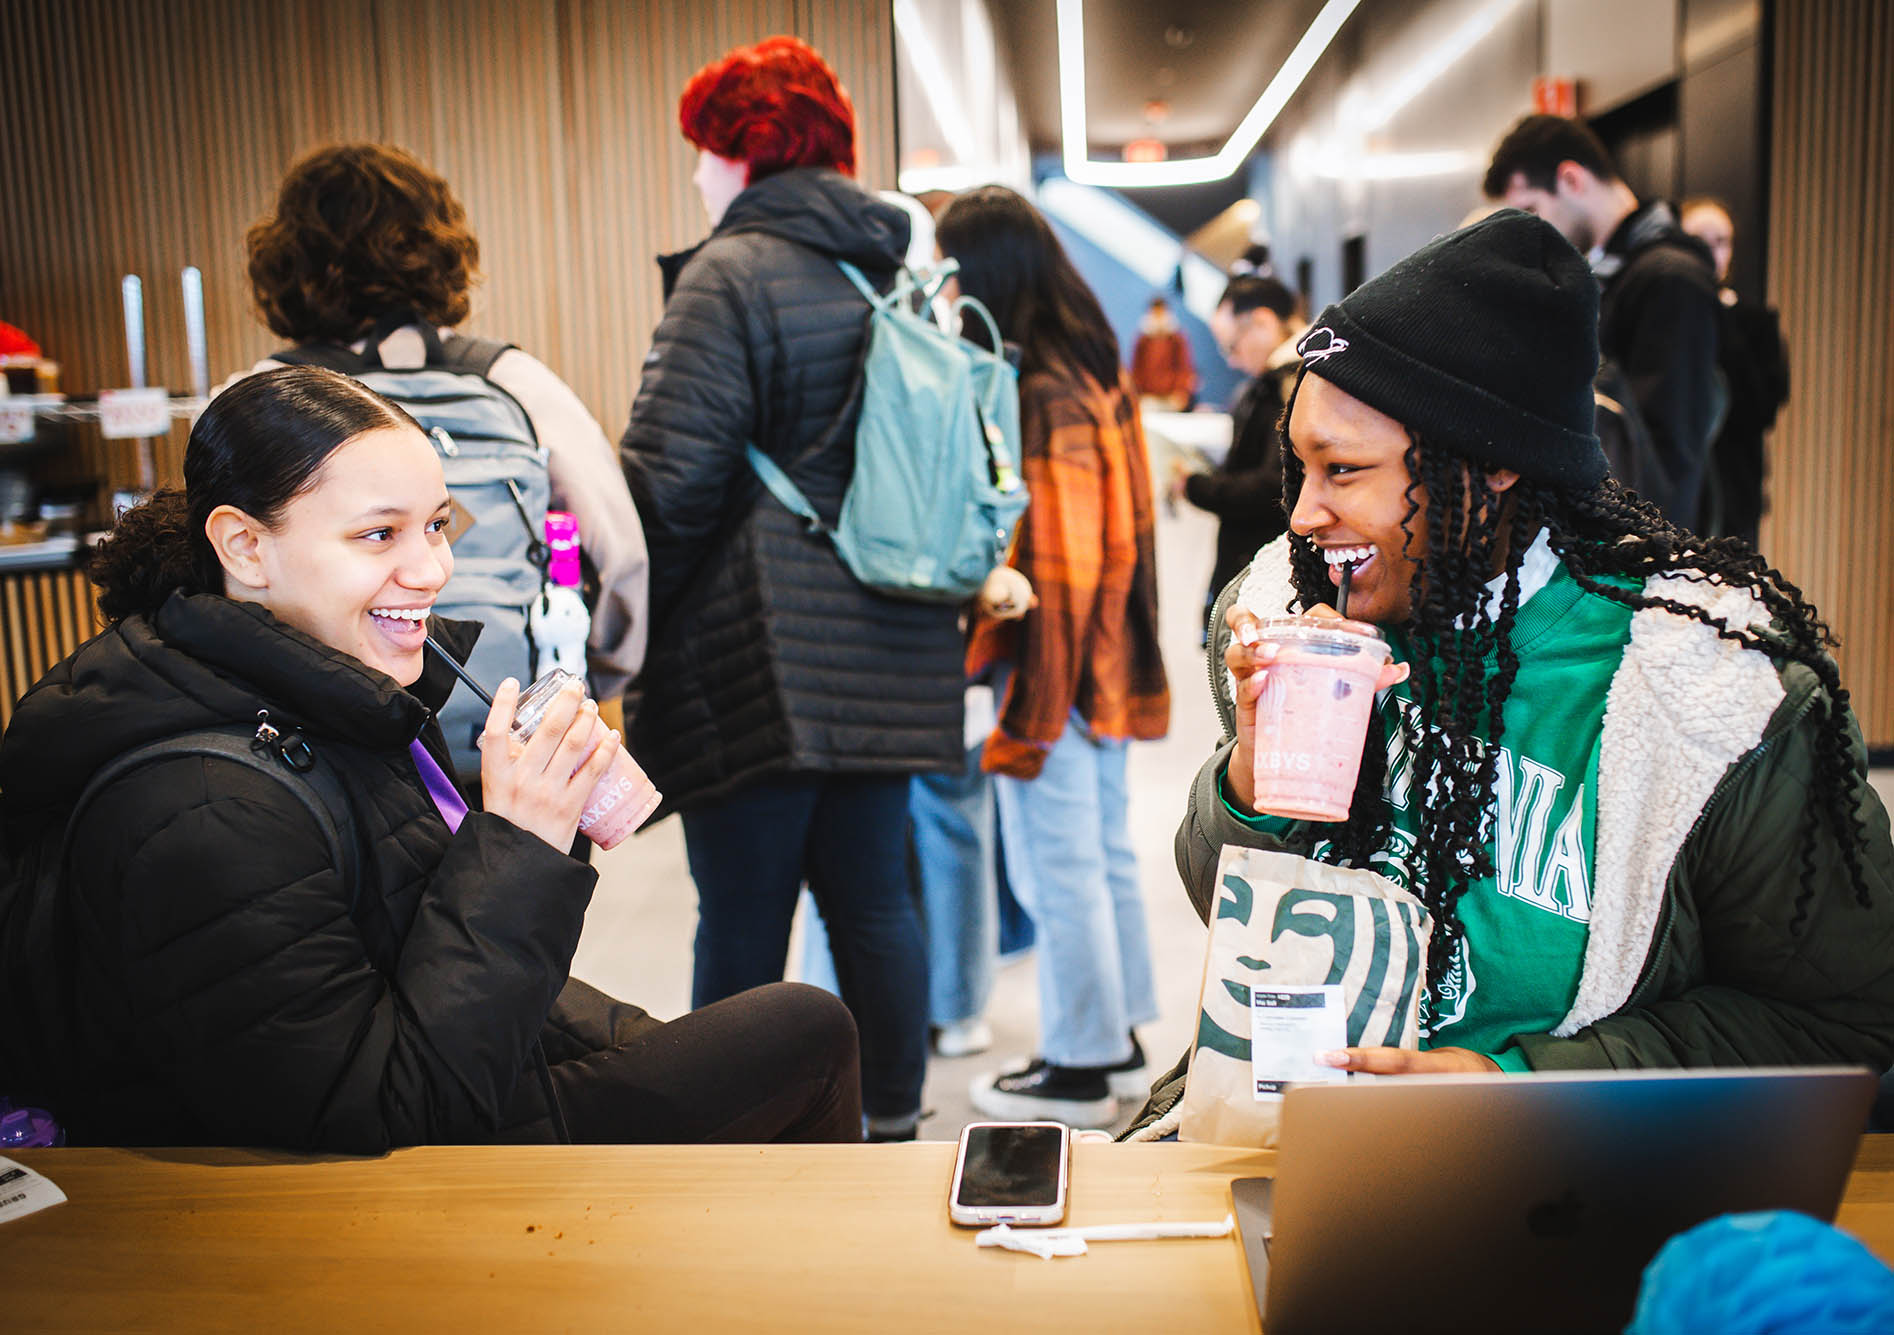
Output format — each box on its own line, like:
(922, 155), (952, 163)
(974, 1214), (1235, 1260)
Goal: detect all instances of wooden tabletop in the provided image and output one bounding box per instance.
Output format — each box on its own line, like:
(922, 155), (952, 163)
(4, 1137), (1892, 1332)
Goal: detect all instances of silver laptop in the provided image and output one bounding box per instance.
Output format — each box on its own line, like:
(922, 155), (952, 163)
(1232, 1067), (1876, 1335)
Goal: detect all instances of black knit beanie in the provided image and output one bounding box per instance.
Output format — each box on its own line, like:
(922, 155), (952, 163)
(1293, 209), (1608, 490)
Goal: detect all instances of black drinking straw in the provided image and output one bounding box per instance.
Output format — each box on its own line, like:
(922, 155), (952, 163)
(1336, 561), (1355, 619)
(426, 634), (493, 706)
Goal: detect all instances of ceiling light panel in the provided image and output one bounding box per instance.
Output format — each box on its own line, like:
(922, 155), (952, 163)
(1057, 0), (1362, 188)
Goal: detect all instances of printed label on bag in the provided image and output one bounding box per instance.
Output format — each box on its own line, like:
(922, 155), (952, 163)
(1250, 984), (1348, 1099)
(0, 1157), (68, 1224)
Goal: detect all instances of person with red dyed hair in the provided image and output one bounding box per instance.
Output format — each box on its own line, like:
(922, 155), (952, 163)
(678, 35), (856, 204)
(620, 37), (964, 1142)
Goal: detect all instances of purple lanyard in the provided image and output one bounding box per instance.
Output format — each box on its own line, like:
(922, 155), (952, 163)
(408, 739), (468, 833)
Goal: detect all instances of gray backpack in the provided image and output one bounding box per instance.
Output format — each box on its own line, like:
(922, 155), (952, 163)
(275, 322), (552, 781)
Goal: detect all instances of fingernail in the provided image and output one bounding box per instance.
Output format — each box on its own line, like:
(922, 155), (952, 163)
(1236, 623), (1260, 646)
(499, 677), (519, 692)
(1315, 1050), (1349, 1067)
(1249, 669), (1268, 688)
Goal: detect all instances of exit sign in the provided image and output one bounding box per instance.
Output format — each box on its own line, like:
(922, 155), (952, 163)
(1533, 76), (1580, 117)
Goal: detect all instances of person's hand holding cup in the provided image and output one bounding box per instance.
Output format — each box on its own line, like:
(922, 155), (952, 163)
(1223, 601), (1408, 821)
(480, 669), (662, 852)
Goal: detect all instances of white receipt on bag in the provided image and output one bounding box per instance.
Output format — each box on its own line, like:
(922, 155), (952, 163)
(0, 1156), (67, 1224)
(1250, 984), (1349, 1099)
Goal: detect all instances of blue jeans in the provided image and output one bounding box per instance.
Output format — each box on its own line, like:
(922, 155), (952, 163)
(992, 714), (1158, 1068)
(800, 746), (998, 1027)
(680, 773), (927, 1120)
(912, 746), (1000, 1025)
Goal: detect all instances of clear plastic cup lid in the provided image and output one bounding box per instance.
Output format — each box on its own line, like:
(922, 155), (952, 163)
(510, 667), (585, 737)
(1252, 615), (1391, 659)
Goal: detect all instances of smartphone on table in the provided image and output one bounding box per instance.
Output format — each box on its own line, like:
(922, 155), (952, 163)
(948, 1121), (1070, 1227)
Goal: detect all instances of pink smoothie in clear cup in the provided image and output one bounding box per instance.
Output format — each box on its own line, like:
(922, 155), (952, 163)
(509, 669), (662, 850)
(1249, 616), (1399, 822)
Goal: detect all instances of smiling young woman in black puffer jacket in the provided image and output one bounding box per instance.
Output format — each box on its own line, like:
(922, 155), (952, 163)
(0, 367), (861, 1151)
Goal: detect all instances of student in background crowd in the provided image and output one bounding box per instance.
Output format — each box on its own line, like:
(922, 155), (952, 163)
(1484, 115), (1723, 530)
(232, 142), (649, 735)
(1129, 294), (1196, 410)
(0, 368), (862, 1150)
(1172, 274), (1305, 632)
(620, 36), (962, 1143)
(1130, 211), (1892, 1131)
(1680, 196), (1791, 547)
(936, 186), (1170, 1129)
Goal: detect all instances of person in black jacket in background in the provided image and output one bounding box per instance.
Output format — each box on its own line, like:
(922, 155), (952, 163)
(1680, 196), (1792, 546)
(1171, 274), (1305, 631)
(1485, 115), (1723, 529)
(620, 37), (962, 1142)
(0, 367), (860, 1150)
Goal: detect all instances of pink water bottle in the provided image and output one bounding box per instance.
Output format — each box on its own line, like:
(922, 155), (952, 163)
(535, 511), (590, 678)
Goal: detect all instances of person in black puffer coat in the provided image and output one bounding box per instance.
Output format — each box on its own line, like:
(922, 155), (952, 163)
(0, 367), (861, 1151)
(620, 37), (962, 1140)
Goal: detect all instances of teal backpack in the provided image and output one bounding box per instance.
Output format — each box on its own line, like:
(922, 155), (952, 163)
(746, 260), (1028, 604)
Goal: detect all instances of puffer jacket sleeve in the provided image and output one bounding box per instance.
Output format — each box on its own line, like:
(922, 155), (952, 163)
(620, 252), (760, 620)
(1516, 701), (1894, 1071)
(68, 756), (594, 1151)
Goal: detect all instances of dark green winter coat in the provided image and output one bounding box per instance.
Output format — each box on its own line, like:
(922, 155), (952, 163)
(1127, 539), (1894, 1135)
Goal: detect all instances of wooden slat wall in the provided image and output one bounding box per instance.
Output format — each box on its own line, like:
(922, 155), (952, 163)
(0, 0), (894, 718)
(1766, 0), (1894, 750)
(0, 0), (895, 504)
(0, 569), (100, 732)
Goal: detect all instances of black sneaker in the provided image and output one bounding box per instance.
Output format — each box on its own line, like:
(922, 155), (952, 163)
(1101, 1032), (1149, 1100)
(969, 1058), (1116, 1128)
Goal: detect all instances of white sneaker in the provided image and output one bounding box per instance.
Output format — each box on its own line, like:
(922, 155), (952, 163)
(933, 1018), (994, 1058)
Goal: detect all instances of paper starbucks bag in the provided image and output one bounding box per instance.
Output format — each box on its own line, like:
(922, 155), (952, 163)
(1175, 846), (1432, 1147)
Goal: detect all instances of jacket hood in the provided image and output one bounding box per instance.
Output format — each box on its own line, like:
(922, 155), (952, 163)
(1597, 200), (1717, 276)
(656, 170), (910, 300)
(716, 169), (909, 267)
(0, 594), (470, 818)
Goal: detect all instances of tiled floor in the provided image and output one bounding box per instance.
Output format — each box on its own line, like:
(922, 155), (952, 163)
(569, 483), (1894, 1144)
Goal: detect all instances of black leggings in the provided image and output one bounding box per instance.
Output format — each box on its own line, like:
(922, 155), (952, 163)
(542, 980), (863, 1144)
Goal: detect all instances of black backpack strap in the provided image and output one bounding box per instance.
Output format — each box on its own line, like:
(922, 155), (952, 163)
(362, 309), (516, 377)
(273, 318), (514, 380)
(271, 342), (371, 375)
(60, 727), (361, 905)
(435, 332), (517, 378)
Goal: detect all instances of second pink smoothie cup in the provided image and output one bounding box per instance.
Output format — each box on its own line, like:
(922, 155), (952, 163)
(509, 669), (662, 850)
(1249, 616), (1406, 822)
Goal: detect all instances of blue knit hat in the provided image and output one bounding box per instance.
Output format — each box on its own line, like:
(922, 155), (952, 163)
(1294, 209), (1609, 490)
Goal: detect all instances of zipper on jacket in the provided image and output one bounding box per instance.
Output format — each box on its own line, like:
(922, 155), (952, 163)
(1206, 570), (1246, 742)
(1621, 686), (1819, 1008)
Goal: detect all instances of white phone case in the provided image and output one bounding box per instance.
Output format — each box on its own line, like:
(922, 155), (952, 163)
(948, 1120), (1070, 1227)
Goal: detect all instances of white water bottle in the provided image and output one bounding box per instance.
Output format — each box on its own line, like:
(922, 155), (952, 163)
(531, 510), (590, 678)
